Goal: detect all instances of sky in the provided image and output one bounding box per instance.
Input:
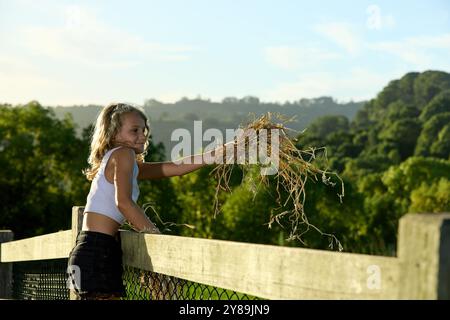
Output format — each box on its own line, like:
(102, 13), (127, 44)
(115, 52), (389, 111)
(0, 0), (449, 106)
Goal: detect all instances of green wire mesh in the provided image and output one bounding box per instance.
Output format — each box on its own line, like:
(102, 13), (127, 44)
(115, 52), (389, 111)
(122, 265), (260, 300)
(11, 259), (260, 300)
(12, 259), (70, 300)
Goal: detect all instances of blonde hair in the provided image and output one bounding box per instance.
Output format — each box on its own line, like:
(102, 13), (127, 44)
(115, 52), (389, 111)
(83, 103), (150, 181)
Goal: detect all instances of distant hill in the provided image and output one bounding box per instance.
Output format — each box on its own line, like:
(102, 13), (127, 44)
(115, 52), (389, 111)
(297, 70), (450, 173)
(352, 70), (450, 160)
(51, 96), (365, 160)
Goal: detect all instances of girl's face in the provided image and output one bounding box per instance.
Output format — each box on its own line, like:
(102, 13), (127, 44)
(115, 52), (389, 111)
(114, 111), (147, 154)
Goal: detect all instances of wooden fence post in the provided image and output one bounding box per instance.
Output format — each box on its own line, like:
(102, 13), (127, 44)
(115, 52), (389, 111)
(0, 230), (14, 299)
(71, 206), (84, 247)
(397, 213), (450, 299)
(70, 206), (84, 300)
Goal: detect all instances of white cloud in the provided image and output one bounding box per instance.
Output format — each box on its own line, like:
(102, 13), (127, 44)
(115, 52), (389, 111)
(368, 42), (430, 67)
(407, 34), (450, 49)
(0, 55), (36, 73)
(263, 68), (395, 102)
(0, 55), (66, 104)
(264, 45), (340, 70)
(368, 33), (450, 69)
(314, 22), (361, 55)
(17, 5), (197, 69)
(0, 3), (199, 105)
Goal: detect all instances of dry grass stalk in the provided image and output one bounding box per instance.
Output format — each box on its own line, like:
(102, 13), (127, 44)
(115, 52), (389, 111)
(210, 112), (345, 251)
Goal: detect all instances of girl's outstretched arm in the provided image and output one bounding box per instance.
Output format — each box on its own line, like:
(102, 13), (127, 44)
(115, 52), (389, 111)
(138, 141), (237, 179)
(113, 147), (160, 233)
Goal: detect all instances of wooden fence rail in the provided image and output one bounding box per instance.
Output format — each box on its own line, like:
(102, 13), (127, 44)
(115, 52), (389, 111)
(1, 207), (449, 299)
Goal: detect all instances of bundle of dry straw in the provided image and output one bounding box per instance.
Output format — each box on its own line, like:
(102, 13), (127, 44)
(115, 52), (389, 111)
(210, 112), (345, 251)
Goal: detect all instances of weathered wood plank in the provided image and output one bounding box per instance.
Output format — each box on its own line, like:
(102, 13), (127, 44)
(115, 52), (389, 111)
(121, 231), (400, 299)
(0, 230), (72, 262)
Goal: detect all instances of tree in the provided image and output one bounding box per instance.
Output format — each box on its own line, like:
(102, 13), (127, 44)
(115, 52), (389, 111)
(409, 178), (450, 213)
(183, 112), (199, 121)
(240, 96), (260, 105)
(413, 70), (450, 108)
(429, 124), (450, 159)
(306, 115), (349, 140)
(419, 89), (450, 122)
(222, 97), (239, 104)
(0, 102), (88, 238)
(219, 167), (285, 245)
(342, 154), (393, 181)
(378, 118), (421, 160)
(415, 112), (450, 157)
(381, 156), (450, 215)
(352, 101), (374, 130)
(385, 101), (419, 122)
(171, 165), (233, 239)
(144, 98), (163, 108)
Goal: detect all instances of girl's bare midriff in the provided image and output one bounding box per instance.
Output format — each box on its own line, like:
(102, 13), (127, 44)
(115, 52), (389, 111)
(82, 211), (121, 236)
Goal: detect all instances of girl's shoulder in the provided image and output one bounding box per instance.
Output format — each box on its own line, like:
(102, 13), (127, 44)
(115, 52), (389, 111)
(108, 146), (136, 167)
(110, 146), (135, 159)
(103, 147), (136, 182)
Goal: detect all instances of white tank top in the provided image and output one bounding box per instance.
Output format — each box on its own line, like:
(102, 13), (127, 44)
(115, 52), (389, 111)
(84, 146), (140, 224)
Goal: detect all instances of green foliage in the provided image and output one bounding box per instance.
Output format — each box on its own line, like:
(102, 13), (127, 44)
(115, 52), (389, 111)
(306, 115), (349, 140)
(415, 112), (450, 157)
(413, 70), (450, 108)
(301, 176), (368, 252)
(53, 97), (364, 160)
(0, 101), (89, 238)
(341, 155), (392, 181)
(170, 165), (290, 245)
(419, 89), (450, 122)
(382, 157), (450, 202)
(409, 178), (450, 213)
(2, 70), (449, 255)
(385, 101), (419, 121)
(378, 118), (421, 160)
(138, 140), (183, 233)
(430, 124), (450, 159)
(220, 172), (280, 244)
(290, 70), (450, 254)
(372, 156), (450, 242)
(170, 165), (236, 239)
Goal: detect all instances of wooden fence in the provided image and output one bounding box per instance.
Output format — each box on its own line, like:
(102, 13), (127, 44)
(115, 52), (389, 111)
(0, 207), (449, 299)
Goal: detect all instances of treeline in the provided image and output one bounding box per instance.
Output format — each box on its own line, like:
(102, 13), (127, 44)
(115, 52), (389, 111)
(151, 70), (450, 255)
(0, 102), (169, 239)
(0, 103), (90, 237)
(51, 96), (364, 160)
(0, 70), (449, 256)
(292, 70), (450, 254)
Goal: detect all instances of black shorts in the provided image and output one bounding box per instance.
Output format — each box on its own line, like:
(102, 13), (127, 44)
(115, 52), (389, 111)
(67, 231), (125, 298)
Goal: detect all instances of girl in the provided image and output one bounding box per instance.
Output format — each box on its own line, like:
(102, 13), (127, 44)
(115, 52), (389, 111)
(67, 102), (235, 300)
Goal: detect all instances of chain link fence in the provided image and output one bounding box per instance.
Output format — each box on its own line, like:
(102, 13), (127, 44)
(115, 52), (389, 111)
(12, 259), (69, 300)
(122, 265), (259, 300)
(12, 259), (259, 300)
